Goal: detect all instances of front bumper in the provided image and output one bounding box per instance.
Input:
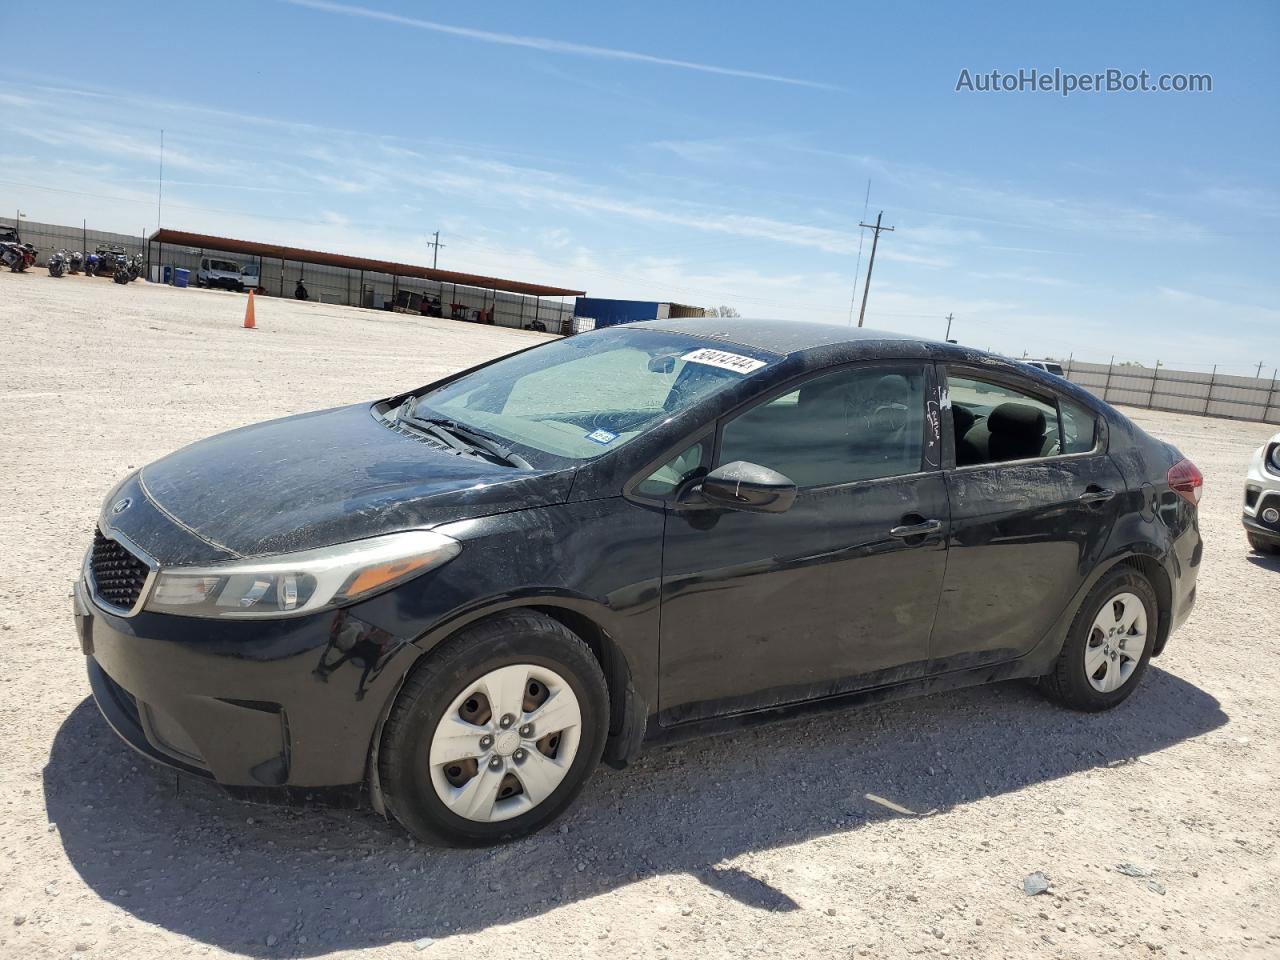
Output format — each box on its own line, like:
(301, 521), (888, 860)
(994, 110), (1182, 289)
(74, 577), (418, 799)
(1243, 446), (1280, 544)
(1243, 510), (1280, 545)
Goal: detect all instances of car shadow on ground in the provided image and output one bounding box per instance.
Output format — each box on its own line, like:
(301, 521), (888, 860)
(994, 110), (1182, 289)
(44, 666), (1224, 956)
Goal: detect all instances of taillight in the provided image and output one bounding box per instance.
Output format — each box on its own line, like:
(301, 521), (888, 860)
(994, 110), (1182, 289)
(1168, 458), (1203, 506)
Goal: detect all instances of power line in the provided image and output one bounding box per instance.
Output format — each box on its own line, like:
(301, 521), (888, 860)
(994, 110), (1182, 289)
(855, 211), (894, 328)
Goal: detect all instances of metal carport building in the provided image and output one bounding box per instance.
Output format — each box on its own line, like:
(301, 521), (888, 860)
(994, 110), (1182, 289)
(147, 228), (586, 332)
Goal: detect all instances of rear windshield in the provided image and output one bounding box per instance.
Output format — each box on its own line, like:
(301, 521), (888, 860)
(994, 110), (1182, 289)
(412, 328), (776, 461)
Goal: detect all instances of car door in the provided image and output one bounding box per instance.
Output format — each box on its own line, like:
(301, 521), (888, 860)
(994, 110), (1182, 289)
(652, 360), (949, 725)
(931, 365), (1126, 671)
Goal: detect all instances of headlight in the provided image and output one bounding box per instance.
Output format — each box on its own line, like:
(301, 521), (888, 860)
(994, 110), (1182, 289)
(143, 529), (460, 619)
(1268, 443), (1280, 474)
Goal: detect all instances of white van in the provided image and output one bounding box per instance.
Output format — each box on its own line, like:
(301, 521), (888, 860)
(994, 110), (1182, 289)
(197, 257), (246, 291)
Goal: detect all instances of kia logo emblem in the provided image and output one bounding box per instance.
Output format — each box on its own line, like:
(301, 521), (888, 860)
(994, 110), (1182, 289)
(111, 498), (132, 515)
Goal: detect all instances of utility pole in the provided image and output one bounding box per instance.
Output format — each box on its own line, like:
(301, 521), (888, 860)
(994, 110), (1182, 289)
(856, 211), (894, 327)
(944, 312), (954, 340)
(427, 231), (445, 269)
(156, 129), (164, 232)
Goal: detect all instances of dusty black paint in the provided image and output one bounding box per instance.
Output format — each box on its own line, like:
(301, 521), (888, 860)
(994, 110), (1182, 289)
(75, 320), (1202, 799)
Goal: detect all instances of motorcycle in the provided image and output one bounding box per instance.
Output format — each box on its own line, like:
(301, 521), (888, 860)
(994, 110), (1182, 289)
(69, 251), (84, 275)
(48, 249), (69, 278)
(2, 242), (36, 272)
(85, 252), (100, 277)
(0, 242), (20, 272)
(113, 253), (144, 284)
(114, 254), (137, 283)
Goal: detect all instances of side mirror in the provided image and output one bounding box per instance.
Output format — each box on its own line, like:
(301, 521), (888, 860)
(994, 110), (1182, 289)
(698, 461), (797, 514)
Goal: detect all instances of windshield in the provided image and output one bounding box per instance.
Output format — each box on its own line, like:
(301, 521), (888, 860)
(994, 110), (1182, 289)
(411, 328), (776, 462)
(208, 260), (239, 272)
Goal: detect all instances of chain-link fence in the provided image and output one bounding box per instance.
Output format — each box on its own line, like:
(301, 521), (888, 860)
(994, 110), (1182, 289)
(9, 219), (148, 265)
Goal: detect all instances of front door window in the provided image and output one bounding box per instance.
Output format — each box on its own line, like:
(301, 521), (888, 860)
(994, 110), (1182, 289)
(717, 366), (928, 486)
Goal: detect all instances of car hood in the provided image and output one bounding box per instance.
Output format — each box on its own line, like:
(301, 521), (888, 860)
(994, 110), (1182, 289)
(135, 403), (574, 560)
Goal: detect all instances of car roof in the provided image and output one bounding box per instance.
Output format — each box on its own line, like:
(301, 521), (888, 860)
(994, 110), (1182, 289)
(631, 316), (1109, 412)
(637, 316), (938, 356)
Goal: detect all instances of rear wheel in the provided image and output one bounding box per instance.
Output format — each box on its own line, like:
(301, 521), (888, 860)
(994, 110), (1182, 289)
(1041, 567), (1157, 711)
(1248, 533), (1280, 555)
(378, 611), (608, 845)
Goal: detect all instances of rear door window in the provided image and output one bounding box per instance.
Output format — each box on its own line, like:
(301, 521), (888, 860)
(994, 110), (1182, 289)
(946, 374), (1060, 466)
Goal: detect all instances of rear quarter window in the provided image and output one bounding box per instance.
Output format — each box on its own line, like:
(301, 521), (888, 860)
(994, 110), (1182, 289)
(1060, 398), (1098, 454)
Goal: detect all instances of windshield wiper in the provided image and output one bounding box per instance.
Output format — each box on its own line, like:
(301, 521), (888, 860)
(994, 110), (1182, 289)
(398, 404), (531, 469)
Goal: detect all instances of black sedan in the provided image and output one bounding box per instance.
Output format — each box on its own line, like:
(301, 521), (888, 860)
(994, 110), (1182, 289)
(74, 319), (1203, 845)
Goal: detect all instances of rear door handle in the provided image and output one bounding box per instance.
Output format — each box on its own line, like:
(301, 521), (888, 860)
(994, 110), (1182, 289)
(889, 519), (943, 539)
(1078, 487), (1116, 504)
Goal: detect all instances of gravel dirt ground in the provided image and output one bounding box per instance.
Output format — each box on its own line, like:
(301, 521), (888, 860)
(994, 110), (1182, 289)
(1, 274), (1277, 960)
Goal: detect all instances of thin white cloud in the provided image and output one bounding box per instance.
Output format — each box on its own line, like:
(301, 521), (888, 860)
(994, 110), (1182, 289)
(280, 0), (839, 91)
(970, 269), (1068, 287)
(1157, 286), (1280, 326)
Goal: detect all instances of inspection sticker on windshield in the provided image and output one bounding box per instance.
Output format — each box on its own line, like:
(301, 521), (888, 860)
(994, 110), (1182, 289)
(681, 348), (767, 375)
(586, 428), (619, 445)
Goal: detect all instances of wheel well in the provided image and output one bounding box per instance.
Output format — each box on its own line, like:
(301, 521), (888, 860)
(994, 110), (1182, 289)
(1114, 555), (1173, 656)
(527, 605), (634, 736)
(367, 603), (640, 815)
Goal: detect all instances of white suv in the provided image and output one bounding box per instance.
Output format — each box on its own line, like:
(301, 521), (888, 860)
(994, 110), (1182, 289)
(1024, 359), (1066, 377)
(1243, 430), (1280, 554)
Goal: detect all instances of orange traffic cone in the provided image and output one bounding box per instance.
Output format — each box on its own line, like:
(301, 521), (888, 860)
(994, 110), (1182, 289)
(243, 289), (256, 329)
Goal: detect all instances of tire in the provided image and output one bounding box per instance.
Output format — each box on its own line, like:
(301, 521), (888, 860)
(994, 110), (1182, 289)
(1248, 533), (1280, 555)
(1041, 566), (1157, 711)
(378, 611), (608, 845)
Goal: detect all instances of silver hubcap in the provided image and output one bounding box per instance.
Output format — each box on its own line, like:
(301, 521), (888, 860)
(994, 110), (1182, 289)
(1085, 592), (1147, 693)
(429, 663), (582, 823)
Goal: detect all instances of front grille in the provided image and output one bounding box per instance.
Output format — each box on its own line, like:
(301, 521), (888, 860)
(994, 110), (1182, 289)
(91, 528), (151, 611)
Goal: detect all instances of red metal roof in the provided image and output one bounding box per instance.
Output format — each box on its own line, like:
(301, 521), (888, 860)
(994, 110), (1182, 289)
(148, 228), (585, 298)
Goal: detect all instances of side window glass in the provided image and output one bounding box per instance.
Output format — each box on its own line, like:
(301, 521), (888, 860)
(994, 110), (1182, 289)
(636, 440), (706, 497)
(947, 374), (1060, 466)
(1060, 398), (1098, 454)
(718, 366), (926, 487)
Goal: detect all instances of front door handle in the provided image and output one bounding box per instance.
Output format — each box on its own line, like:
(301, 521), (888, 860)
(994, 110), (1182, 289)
(889, 518), (943, 539)
(1078, 487), (1116, 505)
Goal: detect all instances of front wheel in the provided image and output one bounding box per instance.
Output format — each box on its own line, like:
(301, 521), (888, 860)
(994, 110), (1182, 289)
(1248, 533), (1280, 555)
(1041, 567), (1157, 711)
(378, 611), (609, 845)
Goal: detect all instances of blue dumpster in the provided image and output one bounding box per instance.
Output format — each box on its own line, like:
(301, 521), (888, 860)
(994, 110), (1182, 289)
(173, 267), (190, 288)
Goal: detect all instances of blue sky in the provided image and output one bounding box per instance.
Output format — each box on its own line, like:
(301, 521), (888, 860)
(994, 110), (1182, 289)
(2, 1), (1277, 370)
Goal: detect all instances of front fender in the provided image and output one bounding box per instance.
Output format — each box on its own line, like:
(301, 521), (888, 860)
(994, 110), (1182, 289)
(348, 499), (665, 758)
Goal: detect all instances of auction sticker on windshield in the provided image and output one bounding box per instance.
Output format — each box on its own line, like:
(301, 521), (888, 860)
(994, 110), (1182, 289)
(681, 348), (768, 375)
(585, 428), (619, 445)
